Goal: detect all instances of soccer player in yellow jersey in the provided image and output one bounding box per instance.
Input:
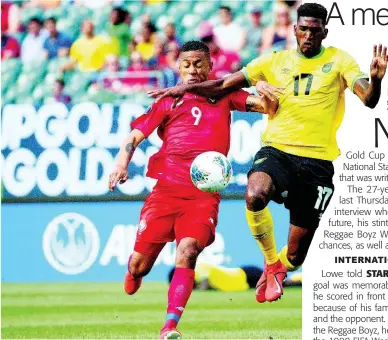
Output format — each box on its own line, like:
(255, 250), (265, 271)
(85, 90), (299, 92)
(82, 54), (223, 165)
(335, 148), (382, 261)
(149, 3), (388, 303)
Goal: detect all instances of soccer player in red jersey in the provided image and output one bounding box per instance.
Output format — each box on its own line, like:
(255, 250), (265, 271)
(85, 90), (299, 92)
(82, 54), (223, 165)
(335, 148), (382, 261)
(108, 41), (278, 340)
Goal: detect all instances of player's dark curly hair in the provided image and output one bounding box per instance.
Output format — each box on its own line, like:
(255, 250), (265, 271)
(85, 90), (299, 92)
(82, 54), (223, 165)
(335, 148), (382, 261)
(297, 3), (328, 23)
(180, 41), (210, 59)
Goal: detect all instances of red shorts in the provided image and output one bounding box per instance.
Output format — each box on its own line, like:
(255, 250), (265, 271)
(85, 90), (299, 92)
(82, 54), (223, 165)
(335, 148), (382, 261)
(134, 180), (220, 257)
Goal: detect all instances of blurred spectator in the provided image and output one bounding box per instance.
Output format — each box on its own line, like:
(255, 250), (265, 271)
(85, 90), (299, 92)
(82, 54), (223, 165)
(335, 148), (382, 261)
(43, 17), (73, 59)
(128, 51), (150, 72)
(24, 0), (61, 9)
(1, 32), (20, 59)
(163, 41), (180, 87)
(260, 3), (294, 52)
(244, 8), (263, 49)
(21, 18), (49, 64)
(161, 23), (182, 48)
(147, 42), (167, 70)
(197, 21), (241, 80)
(61, 20), (118, 72)
(134, 23), (156, 62)
(52, 79), (72, 104)
(214, 6), (246, 52)
(107, 7), (131, 57)
(1, 1), (21, 34)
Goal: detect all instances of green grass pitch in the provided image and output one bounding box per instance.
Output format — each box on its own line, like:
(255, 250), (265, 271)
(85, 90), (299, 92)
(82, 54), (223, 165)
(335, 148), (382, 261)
(1, 282), (301, 339)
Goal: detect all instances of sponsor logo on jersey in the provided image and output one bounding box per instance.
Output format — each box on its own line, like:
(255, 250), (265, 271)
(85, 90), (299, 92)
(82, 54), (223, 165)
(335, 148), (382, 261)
(322, 62), (334, 73)
(208, 98), (217, 104)
(42, 213), (100, 275)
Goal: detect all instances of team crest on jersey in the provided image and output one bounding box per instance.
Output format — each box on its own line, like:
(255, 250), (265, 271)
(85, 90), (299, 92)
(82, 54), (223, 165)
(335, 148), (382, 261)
(281, 68), (291, 74)
(137, 219), (147, 236)
(254, 157), (267, 165)
(322, 62), (334, 73)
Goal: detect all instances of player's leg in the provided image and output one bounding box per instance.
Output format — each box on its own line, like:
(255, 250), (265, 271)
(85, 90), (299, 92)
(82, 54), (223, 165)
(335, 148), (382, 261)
(280, 156), (335, 271)
(245, 147), (290, 302)
(160, 237), (203, 339)
(278, 224), (315, 271)
(125, 183), (177, 295)
(160, 196), (218, 338)
(124, 243), (165, 295)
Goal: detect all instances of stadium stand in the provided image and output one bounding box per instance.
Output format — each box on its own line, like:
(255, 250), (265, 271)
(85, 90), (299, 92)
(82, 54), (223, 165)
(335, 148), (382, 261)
(1, 0), (297, 106)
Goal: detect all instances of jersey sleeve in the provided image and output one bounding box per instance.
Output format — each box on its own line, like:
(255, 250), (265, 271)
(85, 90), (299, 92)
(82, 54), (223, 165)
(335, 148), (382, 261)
(241, 52), (273, 86)
(228, 90), (250, 111)
(130, 100), (168, 137)
(339, 50), (369, 92)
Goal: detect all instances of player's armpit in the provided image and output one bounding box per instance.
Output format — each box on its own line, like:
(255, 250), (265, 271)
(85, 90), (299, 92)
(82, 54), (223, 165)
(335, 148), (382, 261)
(353, 78), (381, 109)
(245, 95), (279, 117)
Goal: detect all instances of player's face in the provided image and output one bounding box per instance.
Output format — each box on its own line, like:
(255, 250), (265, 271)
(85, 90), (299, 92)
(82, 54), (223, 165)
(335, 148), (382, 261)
(295, 17), (328, 57)
(179, 51), (212, 84)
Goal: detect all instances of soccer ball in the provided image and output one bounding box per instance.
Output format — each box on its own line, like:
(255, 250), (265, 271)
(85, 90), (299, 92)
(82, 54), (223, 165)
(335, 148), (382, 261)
(190, 151), (232, 193)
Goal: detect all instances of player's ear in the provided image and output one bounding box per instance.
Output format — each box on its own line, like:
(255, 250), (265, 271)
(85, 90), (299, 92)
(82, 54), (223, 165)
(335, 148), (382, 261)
(293, 24), (297, 37)
(209, 60), (213, 72)
(323, 28), (328, 39)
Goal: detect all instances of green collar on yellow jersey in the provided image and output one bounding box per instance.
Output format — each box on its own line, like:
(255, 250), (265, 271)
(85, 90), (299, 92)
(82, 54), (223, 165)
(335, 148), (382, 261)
(296, 46), (326, 59)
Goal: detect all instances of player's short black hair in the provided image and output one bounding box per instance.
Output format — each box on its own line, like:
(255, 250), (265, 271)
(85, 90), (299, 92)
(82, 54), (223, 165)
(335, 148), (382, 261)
(297, 3), (328, 24)
(180, 41), (210, 59)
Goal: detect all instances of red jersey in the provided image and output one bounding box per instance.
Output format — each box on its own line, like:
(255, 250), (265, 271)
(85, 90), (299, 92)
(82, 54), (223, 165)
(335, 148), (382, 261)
(131, 91), (249, 186)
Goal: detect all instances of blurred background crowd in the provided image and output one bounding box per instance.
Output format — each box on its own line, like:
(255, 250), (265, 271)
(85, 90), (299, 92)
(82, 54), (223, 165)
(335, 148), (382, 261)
(1, 0), (299, 107)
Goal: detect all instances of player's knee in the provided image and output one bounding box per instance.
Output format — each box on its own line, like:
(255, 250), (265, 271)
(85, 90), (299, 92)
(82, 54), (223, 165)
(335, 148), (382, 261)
(176, 240), (201, 268)
(246, 184), (270, 211)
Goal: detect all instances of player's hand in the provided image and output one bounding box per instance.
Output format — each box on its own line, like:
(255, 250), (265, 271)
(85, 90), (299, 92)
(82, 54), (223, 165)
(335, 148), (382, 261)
(108, 165), (129, 191)
(147, 85), (187, 107)
(370, 44), (387, 81)
(256, 81), (284, 101)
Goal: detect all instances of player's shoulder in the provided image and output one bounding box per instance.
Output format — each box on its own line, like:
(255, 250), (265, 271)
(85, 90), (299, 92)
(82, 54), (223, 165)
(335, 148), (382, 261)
(325, 46), (356, 62)
(146, 97), (175, 113)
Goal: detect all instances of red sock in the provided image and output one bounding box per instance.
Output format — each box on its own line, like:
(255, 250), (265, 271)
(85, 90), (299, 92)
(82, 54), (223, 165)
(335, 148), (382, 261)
(124, 255), (142, 295)
(162, 267), (195, 331)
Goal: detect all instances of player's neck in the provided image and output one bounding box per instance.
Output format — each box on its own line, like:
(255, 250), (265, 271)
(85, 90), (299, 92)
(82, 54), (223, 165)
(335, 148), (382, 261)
(296, 46), (325, 59)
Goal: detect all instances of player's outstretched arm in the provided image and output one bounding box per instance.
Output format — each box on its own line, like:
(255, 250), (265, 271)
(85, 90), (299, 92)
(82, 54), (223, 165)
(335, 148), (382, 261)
(148, 71), (249, 105)
(246, 95), (279, 118)
(108, 129), (145, 191)
(354, 44), (387, 109)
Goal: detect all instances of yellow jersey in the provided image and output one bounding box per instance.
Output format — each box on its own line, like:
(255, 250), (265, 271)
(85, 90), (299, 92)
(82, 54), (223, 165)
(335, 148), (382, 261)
(70, 35), (118, 72)
(241, 47), (368, 161)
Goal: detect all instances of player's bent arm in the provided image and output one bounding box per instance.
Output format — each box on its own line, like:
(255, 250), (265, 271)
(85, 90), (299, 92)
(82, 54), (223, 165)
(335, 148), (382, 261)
(186, 71), (249, 98)
(116, 129), (145, 169)
(353, 78), (382, 109)
(245, 95), (279, 117)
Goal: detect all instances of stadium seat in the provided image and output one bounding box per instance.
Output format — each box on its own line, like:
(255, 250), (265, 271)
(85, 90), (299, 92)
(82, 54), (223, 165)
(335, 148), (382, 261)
(156, 15), (175, 30)
(181, 14), (202, 30)
(143, 3), (168, 22)
(193, 2), (219, 17)
(20, 7), (44, 24)
(126, 2), (144, 18)
(42, 6), (63, 20)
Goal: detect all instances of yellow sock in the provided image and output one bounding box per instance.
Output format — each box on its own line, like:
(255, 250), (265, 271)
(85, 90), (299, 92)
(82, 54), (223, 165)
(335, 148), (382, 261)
(246, 207), (278, 265)
(278, 245), (300, 271)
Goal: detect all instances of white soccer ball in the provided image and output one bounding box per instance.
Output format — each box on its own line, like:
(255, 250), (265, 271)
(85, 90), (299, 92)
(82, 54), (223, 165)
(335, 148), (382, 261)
(190, 151), (232, 193)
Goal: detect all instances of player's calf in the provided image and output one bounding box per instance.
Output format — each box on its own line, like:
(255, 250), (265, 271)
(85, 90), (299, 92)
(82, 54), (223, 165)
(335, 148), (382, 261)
(161, 238), (203, 334)
(124, 250), (161, 295)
